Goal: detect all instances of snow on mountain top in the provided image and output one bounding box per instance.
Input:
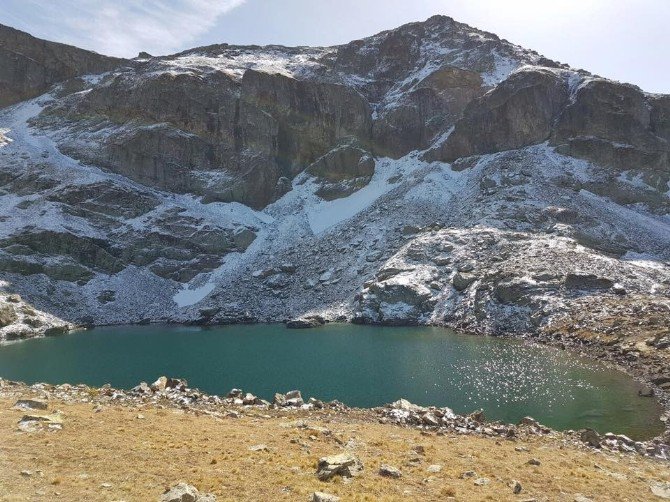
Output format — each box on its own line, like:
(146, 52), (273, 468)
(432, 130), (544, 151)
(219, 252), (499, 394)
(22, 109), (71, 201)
(162, 46), (334, 80)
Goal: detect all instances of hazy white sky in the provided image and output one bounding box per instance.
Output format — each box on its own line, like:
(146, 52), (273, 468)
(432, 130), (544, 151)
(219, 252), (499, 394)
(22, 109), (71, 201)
(1, 0), (668, 93)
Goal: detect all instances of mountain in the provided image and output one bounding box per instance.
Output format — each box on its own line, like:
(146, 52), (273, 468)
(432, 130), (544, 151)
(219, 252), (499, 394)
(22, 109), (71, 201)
(0, 23), (126, 108)
(0, 16), (668, 384)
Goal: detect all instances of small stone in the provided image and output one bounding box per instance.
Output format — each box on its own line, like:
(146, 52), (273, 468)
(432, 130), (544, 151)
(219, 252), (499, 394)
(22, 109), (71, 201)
(573, 495), (594, 502)
(518, 416), (538, 426)
(14, 399), (48, 410)
(316, 453), (363, 481)
(526, 458), (541, 466)
(130, 382), (151, 395)
(474, 477), (490, 486)
(453, 272), (476, 291)
(650, 481), (670, 499)
(580, 429), (601, 448)
(638, 386), (654, 397)
(421, 413), (439, 426)
(312, 492), (340, 502)
(510, 480), (522, 494)
(151, 376), (168, 392)
(248, 444), (269, 452)
(161, 482), (216, 502)
(461, 470), (476, 479)
(379, 464), (402, 478)
(100, 483), (112, 488)
(18, 413), (63, 432)
(426, 464), (442, 473)
(20, 470), (32, 477)
(286, 316), (325, 329)
(457, 261), (475, 272)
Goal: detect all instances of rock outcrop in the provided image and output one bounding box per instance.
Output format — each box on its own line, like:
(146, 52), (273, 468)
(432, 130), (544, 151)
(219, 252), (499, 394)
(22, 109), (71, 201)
(427, 67), (571, 161)
(36, 62), (372, 209)
(552, 79), (670, 192)
(0, 293), (72, 341)
(0, 24), (125, 108)
(427, 66), (670, 199)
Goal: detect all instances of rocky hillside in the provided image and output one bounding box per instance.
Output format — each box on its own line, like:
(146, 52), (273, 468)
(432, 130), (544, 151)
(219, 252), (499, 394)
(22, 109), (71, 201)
(0, 14), (668, 362)
(0, 24), (125, 108)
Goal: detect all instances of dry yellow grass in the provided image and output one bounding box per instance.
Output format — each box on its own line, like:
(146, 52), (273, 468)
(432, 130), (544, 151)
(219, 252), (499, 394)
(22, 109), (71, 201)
(0, 394), (668, 501)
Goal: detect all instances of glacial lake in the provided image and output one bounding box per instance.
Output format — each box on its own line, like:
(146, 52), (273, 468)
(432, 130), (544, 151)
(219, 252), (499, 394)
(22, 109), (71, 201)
(0, 324), (664, 439)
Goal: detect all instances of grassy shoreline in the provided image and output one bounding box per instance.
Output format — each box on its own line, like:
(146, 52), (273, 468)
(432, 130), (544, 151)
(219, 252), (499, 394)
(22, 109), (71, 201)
(1, 378), (670, 501)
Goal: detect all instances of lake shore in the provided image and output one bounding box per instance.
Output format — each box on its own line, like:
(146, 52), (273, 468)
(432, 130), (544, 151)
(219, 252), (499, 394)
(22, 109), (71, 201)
(1, 377), (669, 501)
(1, 322), (667, 440)
(4, 311), (670, 440)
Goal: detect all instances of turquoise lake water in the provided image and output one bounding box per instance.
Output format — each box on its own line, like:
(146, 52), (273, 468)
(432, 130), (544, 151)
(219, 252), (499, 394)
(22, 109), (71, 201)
(0, 323), (663, 439)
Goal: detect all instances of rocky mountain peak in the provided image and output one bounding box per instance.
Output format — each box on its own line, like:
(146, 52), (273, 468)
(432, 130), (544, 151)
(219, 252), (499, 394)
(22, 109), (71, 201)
(0, 16), (668, 344)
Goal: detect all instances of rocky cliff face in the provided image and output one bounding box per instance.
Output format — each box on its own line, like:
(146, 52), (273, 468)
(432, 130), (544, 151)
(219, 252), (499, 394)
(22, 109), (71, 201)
(0, 16), (668, 355)
(429, 67), (670, 203)
(0, 24), (125, 108)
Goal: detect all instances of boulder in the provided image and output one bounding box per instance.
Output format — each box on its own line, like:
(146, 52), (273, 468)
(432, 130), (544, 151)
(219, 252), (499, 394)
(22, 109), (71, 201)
(151, 376), (168, 392)
(0, 304), (17, 327)
(388, 399), (427, 413)
(564, 274), (613, 291)
(453, 272), (476, 291)
(18, 413), (63, 432)
(286, 316), (326, 329)
(312, 492), (341, 502)
(43, 325), (69, 337)
(650, 481), (670, 500)
(494, 279), (537, 305)
(273, 390), (304, 407)
(316, 453), (363, 481)
(307, 142), (374, 182)
(379, 464), (402, 478)
(160, 482), (216, 502)
(130, 382), (152, 395)
(13, 399), (48, 410)
(638, 386), (653, 397)
(518, 416), (539, 427)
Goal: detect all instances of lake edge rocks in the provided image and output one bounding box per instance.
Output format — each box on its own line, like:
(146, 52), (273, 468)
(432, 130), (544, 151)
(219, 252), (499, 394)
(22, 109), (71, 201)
(2, 376), (668, 461)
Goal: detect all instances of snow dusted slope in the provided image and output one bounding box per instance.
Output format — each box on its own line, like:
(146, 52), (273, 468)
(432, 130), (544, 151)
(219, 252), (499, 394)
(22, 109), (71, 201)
(0, 15), (668, 349)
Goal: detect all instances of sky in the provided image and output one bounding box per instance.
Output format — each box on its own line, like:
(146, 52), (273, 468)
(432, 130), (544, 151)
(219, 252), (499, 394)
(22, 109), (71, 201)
(1, 0), (668, 93)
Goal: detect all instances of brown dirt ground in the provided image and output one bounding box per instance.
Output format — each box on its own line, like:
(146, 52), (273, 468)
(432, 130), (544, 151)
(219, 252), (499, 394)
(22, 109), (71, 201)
(0, 395), (669, 501)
